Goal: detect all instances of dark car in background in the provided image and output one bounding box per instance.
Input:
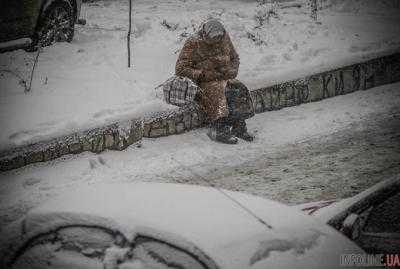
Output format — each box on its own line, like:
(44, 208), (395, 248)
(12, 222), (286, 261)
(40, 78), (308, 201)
(0, 0), (82, 52)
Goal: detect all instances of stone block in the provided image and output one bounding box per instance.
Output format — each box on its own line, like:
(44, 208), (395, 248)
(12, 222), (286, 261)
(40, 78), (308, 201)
(285, 82), (297, 107)
(149, 128), (166, 138)
(112, 120), (143, 150)
(372, 59), (387, 87)
(332, 71), (344, 96)
(362, 63), (375, 90)
(131, 120), (144, 141)
(25, 150), (44, 164)
(0, 155), (25, 171)
(308, 75), (323, 102)
(269, 86), (282, 110)
(294, 80), (311, 104)
(58, 142), (70, 156)
(183, 113), (191, 129)
(191, 112), (200, 127)
(91, 134), (105, 153)
(151, 120), (163, 129)
(176, 123), (185, 134)
(277, 84), (289, 108)
(342, 67), (355, 94)
(253, 91), (265, 113)
(143, 123), (151, 137)
(261, 89), (272, 111)
(175, 113), (184, 123)
(279, 82), (296, 108)
(167, 120), (176, 135)
(69, 141), (83, 154)
(321, 72), (335, 99)
(390, 59), (400, 83)
(81, 137), (92, 151)
(43, 145), (59, 161)
(120, 121), (142, 147)
(113, 133), (128, 150)
(104, 133), (115, 149)
(249, 90), (257, 102)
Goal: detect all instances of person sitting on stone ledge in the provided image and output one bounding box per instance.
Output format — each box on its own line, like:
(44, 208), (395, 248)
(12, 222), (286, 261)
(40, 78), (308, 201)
(175, 19), (255, 144)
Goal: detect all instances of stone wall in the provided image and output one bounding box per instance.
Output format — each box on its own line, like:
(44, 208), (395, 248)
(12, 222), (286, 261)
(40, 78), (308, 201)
(143, 105), (205, 138)
(0, 119), (143, 171)
(251, 53), (400, 113)
(1, 52), (399, 172)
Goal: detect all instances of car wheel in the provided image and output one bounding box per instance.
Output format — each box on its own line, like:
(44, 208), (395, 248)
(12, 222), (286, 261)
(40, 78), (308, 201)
(27, 1), (75, 51)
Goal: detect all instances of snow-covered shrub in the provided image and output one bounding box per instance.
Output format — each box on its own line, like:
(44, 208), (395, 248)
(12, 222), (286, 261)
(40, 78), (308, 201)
(247, 0), (279, 46)
(254, 1), (279, 27)
(161, 19), (179, 31)
(246, 31), (267, 46)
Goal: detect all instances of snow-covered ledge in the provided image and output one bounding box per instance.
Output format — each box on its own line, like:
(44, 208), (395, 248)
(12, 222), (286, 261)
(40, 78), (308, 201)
(250, 52), (400, 113)
(1, 52), (399, 172)
(0, 119), (144, 171)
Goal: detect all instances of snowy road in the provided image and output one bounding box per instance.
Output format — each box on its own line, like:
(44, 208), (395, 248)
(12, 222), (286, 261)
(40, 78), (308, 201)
(0, 82), (400, 230)
(170, 110), (400, 205)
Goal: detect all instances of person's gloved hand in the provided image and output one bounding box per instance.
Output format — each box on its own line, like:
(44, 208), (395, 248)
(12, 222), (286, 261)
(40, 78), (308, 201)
(199, 69), (224, 82)
(219, 66), (237, 80)
(212, 56), (229, 66)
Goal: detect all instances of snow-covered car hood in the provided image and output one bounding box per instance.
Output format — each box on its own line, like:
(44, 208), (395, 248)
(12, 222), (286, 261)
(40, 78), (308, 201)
(0, 183), (364, 269)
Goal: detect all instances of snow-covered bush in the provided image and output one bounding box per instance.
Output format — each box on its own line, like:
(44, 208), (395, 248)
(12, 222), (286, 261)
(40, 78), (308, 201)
(246, 31), (267, 46)
(161, 20), (179, 31)
(254, 1), (279, 27)
(247, 0), (279, 46)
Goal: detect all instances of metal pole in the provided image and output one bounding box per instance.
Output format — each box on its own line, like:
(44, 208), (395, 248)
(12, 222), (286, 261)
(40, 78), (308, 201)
(127, 0), (132, 67)
(27, 41), (42, 92)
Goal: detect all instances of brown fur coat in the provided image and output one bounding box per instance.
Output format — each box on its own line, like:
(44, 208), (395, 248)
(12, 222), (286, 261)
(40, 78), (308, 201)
(175, 31), (240, 122)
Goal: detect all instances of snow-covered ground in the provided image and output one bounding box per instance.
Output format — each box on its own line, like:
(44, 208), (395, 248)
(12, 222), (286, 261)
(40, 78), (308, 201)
(0, 0), (400, 151)
(0, 82), (399, 231)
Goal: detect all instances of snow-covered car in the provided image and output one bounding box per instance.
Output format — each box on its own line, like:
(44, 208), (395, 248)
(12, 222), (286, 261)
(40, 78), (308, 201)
(0, 0), (82, 52)
(296, 175), (400, 254)
(0, 183), (364, 269)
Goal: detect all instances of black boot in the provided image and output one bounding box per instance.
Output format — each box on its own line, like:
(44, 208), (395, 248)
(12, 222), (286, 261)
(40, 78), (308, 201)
(232, 120), (254, 142)
(207, 119), (238, 144)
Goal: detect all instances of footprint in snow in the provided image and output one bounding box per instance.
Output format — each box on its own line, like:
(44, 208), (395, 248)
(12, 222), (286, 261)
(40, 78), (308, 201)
(89, 157), (107, 169)
(22, 177), (42, 187)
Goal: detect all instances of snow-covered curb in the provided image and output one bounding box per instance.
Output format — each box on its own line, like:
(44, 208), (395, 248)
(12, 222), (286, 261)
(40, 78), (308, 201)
(251, 52), (400, 112)
(1, 52), (399, 172)
(0, 119), (143, 171)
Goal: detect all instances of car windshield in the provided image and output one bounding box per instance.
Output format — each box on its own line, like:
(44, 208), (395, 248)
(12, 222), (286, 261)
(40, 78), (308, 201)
(364, 192), (400, 233)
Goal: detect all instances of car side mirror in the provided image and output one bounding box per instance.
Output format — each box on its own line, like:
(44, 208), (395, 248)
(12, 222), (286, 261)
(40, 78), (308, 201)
(341, 213), (361, 240)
